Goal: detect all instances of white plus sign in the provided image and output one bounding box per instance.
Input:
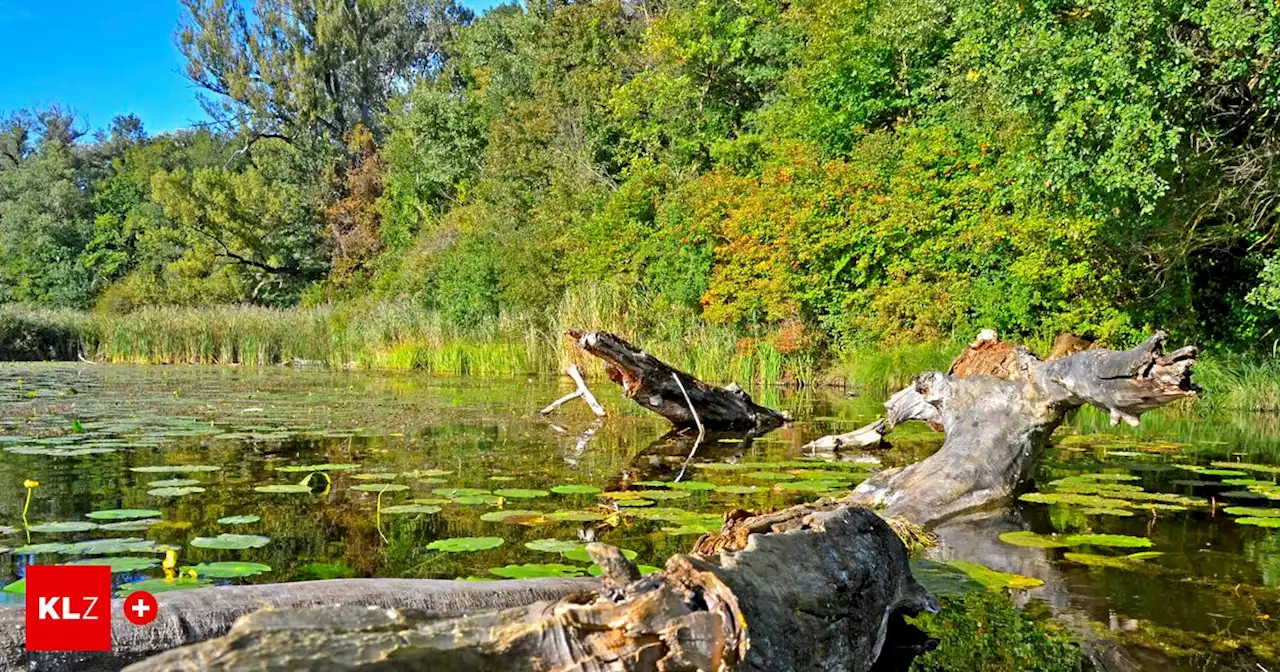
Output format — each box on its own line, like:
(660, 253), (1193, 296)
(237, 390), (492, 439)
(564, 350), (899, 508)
(131, 600), (151, 618)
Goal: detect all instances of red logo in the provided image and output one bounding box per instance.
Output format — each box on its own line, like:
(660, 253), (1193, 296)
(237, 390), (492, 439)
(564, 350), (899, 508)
(122, 590), (157, 626)
(25, 565), (111, 651)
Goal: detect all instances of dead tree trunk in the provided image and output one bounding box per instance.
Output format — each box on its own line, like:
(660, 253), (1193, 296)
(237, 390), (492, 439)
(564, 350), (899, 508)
(847, 331), (1198, 527)
(568, 330), (788, 431)
(129, 506), (931, 672)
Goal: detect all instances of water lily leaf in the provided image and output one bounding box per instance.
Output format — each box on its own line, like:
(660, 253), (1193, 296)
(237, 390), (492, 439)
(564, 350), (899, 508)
(1063, 552), (1156, 570)
(1019, 492), (1133, 509)
(666, 481), (716, 491)
(117, 577), (212, 597)
(789, 469), (859, 480)
(65, 538), (161, 555)
(426, 537), (504, 552)
(998, 531), (1067, 548)
(946, 560), (1043, 591)
(254, 484), (312, 494)
(148, 486), (206, 497)
(1125, 552), (1164, 561)
(693, 462), (746, 471)
(380, 504), (441, 515)
(404, 469), (453, 478)
(1061, 534), (1153, 549)
(910, 560), (984, 597)
(147, 478), (200, 488)
(451, 494), (502, 505)
(1224, 506), (1280, 518)
(563, 547), (637, 563)
(1072, 473), (1142, 481)
(628, 507), (702, 522)
(275, 463), (360, 473)
(13, 542), (73, 555)
(632, 490), (692, 500)
(2, 579), (24, 594)
(218, 515), (261, 525)
(493, 488), (550, 499)
(190, 534), (271, 550)
(746, 472), (794, 481)
(612, 499), (654, 507)
(433, 488), (491, 497)
(350, 484), (409, 493)
(1175, 466), (1249, 477)
(587, 564), (661, 577)
(85, 509), (162, 521)
(547, 510), (611, 522)
(662, 523), (719, 535)
(489, 563), (585, 579)
(478, 509), (546, 524)
(66, 556), (160, 573)
(411, 498), (450, 505)
(775, 480), (849, 492)
(1210, 461), (1280, 474)
(714, 485), (763, 495)
(27, 521), (99, 534)
(100, 519), (161, 531)
(631, 480), (669, 488)
(550, 484), (601, 495)
(131, 465), (221, 473)
(182, 561), (271, 578)
(524, 539), (584, 554)
(1235, 517), (1280, 527)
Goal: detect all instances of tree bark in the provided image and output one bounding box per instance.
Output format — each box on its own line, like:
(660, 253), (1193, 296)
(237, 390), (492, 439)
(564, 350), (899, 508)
(568, 330), (787, 431)
(846, 331), (1198, 528)
(128, 506), (932, 672)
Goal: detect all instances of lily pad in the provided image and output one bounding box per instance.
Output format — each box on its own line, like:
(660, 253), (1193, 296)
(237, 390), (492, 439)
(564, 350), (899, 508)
(478, 509), (545, 524)
(148, 486), (206, 497)
(946, 560), (1043, 590)
(1235, 517), (1280, 527)
(131, 465), (221, 473)
(426, 537), (504, 553)
(100, 519), (161, 531)
(662, 523), (720, 535)
(66, 538), (162, 555)
(1224, 506), (1280, 518)
(775, 480), (849, 492)
(493, 488), (550, 499)
(1063, 552), (1162, 570)
(547, 510), (611, 522)
(693, 462), (746, 471)
(632, 490), (692, 500)
(998, 531), (1067, 548)
(1061, 533), (1153, 549)
(117, 577), (212, 597)
(190, 534), (271, 550)
(66, 556), (160, 573)
(351, 472), (398, 480)
(451, 495), (503, 505)
(380, 504), (441, 515)
(182, 561), (272, 578)
(275, 463), (360, 473)
(714, 485), (763, 495)
(746, 472), (794, 481)
(85, 509), (162, 521)
(2, 579), (24, 594)
(612, 498), (654, 507)
(350, 484), (409, 493)
(588, 564), (662, 577)
(524, 539), (584, 554)
(254, 484), (312, 494)
(217, 515), (262, 525)
(27, 521), (99, 534)
(550, 485), (601, 495)
(13, 542), (73, 555)
(1019, 492), (1133, 509)
(564, 547), (638, 563)
(404, 469), (453, 478)
(910, 560), (983, 596)
(488, 563), (585, 579)
(1081, 507), (1135, 517)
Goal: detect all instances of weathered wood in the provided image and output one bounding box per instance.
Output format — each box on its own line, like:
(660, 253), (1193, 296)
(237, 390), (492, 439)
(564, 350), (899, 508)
(540, 364), (607, 417)
(800, 419), (887, 451)
(847, 331), (1198, 528)
(569, 330), (787, 431)
(129, 506), (932, 672)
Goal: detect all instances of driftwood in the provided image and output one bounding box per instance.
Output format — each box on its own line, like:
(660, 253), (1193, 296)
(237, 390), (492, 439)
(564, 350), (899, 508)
(800, 419), (887, 452)
(847, 331), (1198, 527)
(130, 506), (931, 672)
(569, 330), (787, 431)
(540, 364), (607, 417)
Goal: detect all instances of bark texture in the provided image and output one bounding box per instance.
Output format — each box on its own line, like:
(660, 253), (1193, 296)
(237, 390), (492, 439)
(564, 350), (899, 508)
(568, 330), (787, 431)
(847, 331), (1198, 528)
(129, 506), (931, 672)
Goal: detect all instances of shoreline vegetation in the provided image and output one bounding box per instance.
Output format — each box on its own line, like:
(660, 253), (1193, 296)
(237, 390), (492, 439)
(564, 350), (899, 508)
(5, 298), (1278, 413)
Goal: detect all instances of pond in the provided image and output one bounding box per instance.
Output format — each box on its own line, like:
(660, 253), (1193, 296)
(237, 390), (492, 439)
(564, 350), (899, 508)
(0, 362), (1277, 670)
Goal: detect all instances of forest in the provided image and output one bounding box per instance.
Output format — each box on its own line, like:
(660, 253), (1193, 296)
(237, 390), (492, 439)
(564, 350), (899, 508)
(3, 0), (1280, 382)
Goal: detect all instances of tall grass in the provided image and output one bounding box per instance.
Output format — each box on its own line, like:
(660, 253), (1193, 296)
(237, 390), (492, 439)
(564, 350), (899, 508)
(1189, 355), (1280, 413)
(0, 289), (826, 385)
(833, 342), (964, 395)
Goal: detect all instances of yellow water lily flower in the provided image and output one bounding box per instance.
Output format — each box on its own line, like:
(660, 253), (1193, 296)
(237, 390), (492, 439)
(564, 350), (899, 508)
(22, 480), (38, 489)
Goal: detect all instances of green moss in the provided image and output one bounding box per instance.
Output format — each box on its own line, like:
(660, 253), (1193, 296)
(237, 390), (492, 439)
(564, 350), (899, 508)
(908, 592), (1085, 672)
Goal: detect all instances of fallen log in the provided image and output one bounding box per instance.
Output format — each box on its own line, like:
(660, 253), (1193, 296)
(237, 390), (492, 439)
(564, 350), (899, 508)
(569, 330), (787, 431)
(847, 331), (1198, 527)
(129, 506), (932, 672)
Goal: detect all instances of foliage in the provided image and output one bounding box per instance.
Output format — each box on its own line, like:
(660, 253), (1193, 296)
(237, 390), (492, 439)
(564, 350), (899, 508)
(908, 592), (1085, 672)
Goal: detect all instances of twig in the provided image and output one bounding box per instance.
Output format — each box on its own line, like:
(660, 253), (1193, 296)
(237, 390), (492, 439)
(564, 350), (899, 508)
(539, 390), (583, 416)
(672, 373), (705, 482)
(567, 365), (606, 417)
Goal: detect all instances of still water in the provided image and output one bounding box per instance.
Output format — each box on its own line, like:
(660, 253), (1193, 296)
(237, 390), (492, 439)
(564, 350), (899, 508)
(0, 363), (1277, 670)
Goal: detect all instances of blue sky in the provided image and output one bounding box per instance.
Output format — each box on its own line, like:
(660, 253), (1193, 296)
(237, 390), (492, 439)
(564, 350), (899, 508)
(0, 0), (505, 135)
